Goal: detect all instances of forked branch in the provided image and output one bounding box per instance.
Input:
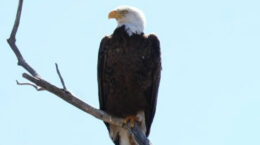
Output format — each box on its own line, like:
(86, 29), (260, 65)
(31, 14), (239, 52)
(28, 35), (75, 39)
(7, 0), (151, 145)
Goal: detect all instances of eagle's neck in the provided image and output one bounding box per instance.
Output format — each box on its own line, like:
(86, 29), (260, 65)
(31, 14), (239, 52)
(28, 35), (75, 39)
(117, 22), (144, 36)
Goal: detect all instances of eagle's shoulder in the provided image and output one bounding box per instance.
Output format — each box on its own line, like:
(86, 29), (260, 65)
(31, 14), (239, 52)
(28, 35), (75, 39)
(147, 34), (159, 43)
(101, 35), (111, 44)
(147, 33), (161, 58)
(99, 36), (111, 53)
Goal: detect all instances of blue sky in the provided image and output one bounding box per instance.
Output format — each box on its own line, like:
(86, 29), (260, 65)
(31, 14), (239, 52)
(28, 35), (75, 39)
(1, 0), (260, 145)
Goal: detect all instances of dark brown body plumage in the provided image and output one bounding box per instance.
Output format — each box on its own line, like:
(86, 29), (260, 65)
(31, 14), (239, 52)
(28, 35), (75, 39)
(98, 26), (161, 141)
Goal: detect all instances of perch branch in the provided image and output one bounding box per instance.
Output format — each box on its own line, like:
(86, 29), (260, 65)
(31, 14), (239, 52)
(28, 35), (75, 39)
(7, 0), (150, 145)
(22, 73), (124, 126)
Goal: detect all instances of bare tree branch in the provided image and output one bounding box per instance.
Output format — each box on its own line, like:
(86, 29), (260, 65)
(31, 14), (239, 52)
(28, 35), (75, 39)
(7, 0), (151, 145)
(22, 73), (125, 126)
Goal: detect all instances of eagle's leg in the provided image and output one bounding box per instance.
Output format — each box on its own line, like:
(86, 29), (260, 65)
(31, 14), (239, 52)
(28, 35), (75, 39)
(124, 115), (140, 128)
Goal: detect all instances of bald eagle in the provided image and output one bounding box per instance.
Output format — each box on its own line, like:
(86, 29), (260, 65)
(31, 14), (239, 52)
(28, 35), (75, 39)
(98, 6), (161, 145)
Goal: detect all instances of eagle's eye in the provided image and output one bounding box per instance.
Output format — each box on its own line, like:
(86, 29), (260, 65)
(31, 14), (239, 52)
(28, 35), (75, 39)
(120, 10), (129, 15)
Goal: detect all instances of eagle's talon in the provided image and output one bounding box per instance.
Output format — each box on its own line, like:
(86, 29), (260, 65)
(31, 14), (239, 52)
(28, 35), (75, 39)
(124, 116), (139, 128)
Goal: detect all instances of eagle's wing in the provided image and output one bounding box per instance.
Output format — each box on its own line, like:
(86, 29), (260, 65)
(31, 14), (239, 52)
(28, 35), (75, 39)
(97, 36), (110, 130)
(145, 34), (161, 136)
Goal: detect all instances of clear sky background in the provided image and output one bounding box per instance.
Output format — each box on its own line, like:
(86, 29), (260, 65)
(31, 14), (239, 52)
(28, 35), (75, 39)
(1, 0), (260, 145)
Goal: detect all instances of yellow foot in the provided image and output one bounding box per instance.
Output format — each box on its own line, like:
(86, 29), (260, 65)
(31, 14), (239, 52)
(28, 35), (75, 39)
(124, 115), (139, 128)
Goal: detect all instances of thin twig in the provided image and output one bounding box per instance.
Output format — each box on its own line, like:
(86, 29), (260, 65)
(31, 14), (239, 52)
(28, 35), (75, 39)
(9, 0), (23, 39)
(55, 63), (67, 91)
(16, 80), (45, 91)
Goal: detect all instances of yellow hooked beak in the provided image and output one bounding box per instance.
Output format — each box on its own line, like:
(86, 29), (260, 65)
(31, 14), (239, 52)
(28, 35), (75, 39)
(108, 10), (122, 19)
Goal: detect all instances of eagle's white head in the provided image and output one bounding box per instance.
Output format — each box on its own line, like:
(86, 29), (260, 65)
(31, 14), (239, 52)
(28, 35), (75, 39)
(108, 6), (146, 36)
